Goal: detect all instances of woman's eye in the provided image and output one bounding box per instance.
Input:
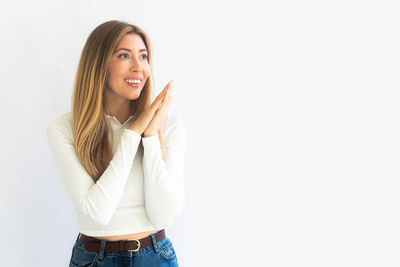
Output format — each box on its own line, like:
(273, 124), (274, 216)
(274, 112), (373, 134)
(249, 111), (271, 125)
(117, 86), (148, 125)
(119, 53), (129, 59)
(118, 53), (147, 60)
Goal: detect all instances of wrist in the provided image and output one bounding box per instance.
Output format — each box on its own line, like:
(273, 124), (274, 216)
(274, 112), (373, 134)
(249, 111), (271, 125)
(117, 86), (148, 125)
(142, 132), (156, 138)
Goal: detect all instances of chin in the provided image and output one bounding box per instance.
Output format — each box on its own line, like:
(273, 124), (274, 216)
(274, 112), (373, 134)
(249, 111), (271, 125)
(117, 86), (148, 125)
(127, 91), (142, 100)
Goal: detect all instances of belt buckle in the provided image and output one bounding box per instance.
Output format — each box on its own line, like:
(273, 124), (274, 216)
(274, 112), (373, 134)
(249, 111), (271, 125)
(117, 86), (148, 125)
(126, 239), (140, 252)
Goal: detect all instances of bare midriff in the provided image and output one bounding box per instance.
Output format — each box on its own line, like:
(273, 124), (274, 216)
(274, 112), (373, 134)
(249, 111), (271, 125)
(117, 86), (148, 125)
(93, 230), (159, 241)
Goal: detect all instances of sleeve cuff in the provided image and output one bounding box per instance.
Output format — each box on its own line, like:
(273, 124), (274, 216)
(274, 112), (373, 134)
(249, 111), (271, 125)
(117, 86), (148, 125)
(123, 128), (142, 139)
(142, 134), (160, 148)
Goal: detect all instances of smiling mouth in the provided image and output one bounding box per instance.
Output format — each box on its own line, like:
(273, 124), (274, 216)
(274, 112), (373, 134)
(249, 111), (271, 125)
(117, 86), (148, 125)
(124, 79), (142, 89)
(125, 78), (142, 85)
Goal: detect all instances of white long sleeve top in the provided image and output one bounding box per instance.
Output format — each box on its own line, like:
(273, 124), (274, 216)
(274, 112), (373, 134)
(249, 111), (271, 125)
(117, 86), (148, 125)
(46, 112), (186, 236)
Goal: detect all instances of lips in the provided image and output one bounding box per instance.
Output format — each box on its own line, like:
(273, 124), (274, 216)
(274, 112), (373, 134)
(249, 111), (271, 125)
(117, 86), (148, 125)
(125, 77), (143, 80)
(124, 79), (141, 89)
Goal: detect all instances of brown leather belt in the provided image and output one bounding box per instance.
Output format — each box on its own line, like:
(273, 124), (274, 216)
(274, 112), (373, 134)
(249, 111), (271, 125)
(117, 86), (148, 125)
(79, 229), (165, 253)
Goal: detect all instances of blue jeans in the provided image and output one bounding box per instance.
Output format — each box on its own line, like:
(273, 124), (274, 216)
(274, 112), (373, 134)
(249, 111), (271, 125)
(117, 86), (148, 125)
(69, 229), (179, 267)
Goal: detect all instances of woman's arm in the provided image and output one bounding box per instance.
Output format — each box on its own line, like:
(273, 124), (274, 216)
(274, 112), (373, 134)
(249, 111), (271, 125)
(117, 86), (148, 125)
(46, 118), (141, 226)
(141, 114), (187, 229)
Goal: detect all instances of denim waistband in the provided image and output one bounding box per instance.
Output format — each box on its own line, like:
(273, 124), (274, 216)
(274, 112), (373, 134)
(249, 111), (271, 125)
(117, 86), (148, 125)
(75, 229), (166, 260)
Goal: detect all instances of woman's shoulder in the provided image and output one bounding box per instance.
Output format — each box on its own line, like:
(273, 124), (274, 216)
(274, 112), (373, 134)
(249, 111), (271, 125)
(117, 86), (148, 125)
(46, 111), (74, 140)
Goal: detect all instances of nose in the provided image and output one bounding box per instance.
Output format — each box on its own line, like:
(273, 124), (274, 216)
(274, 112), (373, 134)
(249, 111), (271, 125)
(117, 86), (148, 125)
(129, 56), (143, 72)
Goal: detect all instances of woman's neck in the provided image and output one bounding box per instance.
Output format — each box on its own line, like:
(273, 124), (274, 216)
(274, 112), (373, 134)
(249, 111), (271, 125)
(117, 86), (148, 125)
(103, 89), (133, 125)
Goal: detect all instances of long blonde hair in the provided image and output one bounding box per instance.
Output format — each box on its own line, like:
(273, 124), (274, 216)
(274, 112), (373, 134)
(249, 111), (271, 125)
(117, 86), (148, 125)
(71, 20), (165, 182)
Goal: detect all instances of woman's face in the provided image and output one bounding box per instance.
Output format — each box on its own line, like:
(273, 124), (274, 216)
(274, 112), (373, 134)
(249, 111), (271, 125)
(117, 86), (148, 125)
(105, 33), (150, 101)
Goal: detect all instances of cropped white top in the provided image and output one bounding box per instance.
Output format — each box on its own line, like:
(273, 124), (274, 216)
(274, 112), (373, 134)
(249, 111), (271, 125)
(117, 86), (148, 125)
(46, 112), (186, 236)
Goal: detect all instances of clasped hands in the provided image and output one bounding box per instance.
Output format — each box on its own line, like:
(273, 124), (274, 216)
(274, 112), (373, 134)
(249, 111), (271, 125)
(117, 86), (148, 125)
(128, 80), (174, 137)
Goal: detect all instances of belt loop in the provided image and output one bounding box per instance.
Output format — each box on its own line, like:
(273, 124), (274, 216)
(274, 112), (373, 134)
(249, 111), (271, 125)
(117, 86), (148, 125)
(75, 233), (81, 242)
(151, 232), (159, 253)
(98, 239), (107, 260)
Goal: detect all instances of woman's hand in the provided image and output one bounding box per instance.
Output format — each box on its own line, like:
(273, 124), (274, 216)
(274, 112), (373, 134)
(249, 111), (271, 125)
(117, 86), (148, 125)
(143, 80), (174, 137)
(127, 82), (170, 135)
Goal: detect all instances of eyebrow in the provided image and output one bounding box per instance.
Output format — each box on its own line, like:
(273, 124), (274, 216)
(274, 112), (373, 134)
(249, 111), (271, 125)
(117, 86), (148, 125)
(113, 48), (148, 54)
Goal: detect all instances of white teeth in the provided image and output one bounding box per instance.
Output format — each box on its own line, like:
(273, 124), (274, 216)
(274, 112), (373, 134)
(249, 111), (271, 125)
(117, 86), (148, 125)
(125, 79), (141, 84)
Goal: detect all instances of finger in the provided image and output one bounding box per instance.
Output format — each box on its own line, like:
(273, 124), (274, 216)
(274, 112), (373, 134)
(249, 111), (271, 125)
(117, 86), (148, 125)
(151, 97), (164, 111)
(167, 86), (173, 101)
(152, 89), (168, 107)
(152, 81), (173, 110)
(157, 82), (172, 98)
(153, 87), (169, 107)
(163, 87), (171, 103)
(163, 81), (173, 93)
(168, 90), (173, 103)
(163, 80), (173, 92)
(160, 91), (173, 110)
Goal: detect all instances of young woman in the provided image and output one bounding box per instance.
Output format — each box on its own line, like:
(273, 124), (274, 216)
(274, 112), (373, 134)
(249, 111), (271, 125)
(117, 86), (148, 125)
(46, 20), (186, 266)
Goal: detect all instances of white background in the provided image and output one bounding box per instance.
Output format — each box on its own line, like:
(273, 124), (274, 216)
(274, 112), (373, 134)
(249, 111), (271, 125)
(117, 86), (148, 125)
(0, 0), (399, 266)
